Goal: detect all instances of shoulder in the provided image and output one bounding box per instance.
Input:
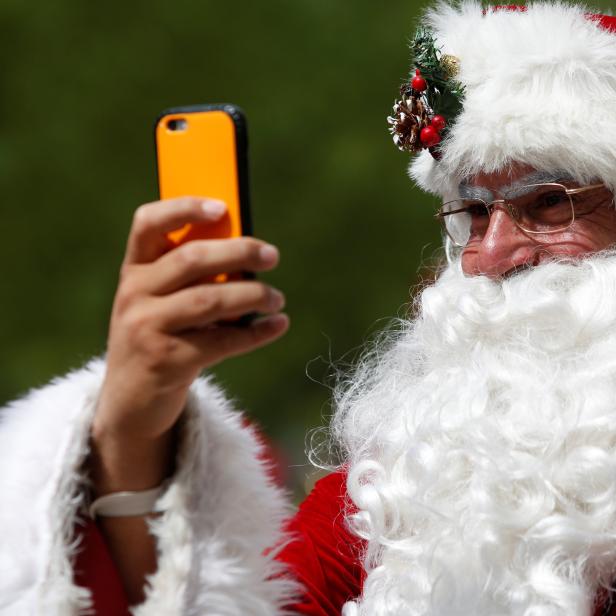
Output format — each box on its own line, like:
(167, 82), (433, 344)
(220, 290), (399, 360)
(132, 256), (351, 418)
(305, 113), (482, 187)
(292, 470), (363, 560)
(278, 470), (365, 615)
(296, 471), (353, 522)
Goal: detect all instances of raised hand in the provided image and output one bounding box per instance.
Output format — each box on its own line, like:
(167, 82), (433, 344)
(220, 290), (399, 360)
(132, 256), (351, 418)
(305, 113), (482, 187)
(90, 196), (288, 494)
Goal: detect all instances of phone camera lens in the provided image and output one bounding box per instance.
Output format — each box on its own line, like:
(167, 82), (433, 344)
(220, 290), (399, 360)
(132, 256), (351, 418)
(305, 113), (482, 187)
(167, 118), (187, 132)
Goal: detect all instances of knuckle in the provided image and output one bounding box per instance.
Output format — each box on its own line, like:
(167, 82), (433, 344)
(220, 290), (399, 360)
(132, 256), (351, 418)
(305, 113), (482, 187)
(193, 288), (222, 315)
(117, 259), (147, 289)
(123, 306), (151, 334)
(118, 262), (133, 283)
(177, 242), (204, 269)
(113, 286), (134, 315)
(122, 309), (172, 364)
(235, 238), (257, 262)
(176, 196), (200, 211)
(144, 336), (181, 367)
(249, 239), (264, 261)
(114, 278), (139, 314)
(138, 336), (182, 376)
(132, 205), (154, 234)
(254, 282), (271, 303)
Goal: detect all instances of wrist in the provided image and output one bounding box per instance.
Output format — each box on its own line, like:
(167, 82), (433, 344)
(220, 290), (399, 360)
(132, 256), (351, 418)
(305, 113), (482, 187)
(88, 426), (177, 497)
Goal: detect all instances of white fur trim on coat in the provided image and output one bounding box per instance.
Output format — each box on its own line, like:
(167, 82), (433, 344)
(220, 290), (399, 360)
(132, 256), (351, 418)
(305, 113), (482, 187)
(409, 2), (616, 196)
(0, 358), (299, 615)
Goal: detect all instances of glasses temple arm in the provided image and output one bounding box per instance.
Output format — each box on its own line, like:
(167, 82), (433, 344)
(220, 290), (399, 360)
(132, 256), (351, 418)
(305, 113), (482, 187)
(566, 183), (606, 195)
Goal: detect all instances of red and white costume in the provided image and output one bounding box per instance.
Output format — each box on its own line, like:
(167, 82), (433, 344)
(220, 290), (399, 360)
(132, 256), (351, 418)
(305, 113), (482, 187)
(2, 357), (616, 614)
(4, 3), (616, 615)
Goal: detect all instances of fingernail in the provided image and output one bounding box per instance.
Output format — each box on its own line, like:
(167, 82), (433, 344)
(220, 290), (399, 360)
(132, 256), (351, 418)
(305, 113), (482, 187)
(202, 199), (226, 218)
(259, 244), (279, 265)
(259, 313), (289, 332)
(268, 289), (286, 311)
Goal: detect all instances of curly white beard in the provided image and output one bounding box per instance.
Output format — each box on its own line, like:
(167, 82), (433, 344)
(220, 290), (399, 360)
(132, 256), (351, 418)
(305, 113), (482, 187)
(333, 253), (616, 616)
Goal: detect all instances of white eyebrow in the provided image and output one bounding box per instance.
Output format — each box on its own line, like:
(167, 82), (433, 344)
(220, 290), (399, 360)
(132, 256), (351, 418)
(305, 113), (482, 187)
(459, 170), (575, 201)
(458, 184), (493, 201)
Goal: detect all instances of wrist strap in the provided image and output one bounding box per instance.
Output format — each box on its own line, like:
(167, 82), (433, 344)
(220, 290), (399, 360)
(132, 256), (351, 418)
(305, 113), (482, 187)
(89, 482), (169, 519)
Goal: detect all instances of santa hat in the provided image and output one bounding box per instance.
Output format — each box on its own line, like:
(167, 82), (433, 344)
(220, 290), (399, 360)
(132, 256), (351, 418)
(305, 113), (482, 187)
(393, 2), (616, 197)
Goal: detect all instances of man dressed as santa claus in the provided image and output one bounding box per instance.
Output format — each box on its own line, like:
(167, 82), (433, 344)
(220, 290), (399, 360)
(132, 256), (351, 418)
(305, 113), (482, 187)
(3, 2), (616, 615)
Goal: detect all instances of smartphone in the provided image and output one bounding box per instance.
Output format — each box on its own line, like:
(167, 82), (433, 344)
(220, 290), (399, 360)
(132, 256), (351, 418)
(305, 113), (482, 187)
(154, 104), (253, 283)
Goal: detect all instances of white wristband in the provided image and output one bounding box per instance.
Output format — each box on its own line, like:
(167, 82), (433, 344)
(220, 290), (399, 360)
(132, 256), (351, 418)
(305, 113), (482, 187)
(89, 482), (169, 519)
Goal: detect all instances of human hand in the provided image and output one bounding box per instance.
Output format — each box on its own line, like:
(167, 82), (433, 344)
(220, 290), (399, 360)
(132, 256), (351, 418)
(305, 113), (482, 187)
(90, 197), (288, 492)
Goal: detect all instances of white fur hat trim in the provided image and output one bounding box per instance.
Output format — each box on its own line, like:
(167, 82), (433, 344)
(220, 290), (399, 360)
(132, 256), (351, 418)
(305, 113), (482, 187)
(409, 2), (616, 197)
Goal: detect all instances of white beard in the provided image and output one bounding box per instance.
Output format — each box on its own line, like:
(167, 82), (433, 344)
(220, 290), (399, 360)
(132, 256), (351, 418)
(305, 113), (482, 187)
(333, 253), (616, 616)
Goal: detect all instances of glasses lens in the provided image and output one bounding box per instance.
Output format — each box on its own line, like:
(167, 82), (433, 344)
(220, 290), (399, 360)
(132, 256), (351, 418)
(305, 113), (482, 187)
(506, 184), (573, 232)
(572, 185), (611, 216)
(440, 200), (490, 246)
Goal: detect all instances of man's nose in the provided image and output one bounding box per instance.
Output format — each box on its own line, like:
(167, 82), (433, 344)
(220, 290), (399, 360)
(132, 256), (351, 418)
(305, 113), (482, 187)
(472, 206), (539, 278)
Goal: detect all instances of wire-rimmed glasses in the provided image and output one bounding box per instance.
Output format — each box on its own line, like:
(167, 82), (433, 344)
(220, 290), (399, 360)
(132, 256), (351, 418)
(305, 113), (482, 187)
(436, 182), (608, 247)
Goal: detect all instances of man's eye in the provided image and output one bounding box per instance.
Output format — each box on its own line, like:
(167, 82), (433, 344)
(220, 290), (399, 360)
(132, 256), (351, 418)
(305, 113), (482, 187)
(466, 203), (488, 217)
(534, 192), (569, 209)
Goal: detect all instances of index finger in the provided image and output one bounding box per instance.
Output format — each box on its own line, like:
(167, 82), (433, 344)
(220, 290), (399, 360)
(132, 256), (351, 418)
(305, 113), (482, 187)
(124, 197), (227, 264)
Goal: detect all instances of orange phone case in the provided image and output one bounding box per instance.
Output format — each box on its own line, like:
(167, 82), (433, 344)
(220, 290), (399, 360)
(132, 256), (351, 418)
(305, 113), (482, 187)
(155, 104), (252, 282)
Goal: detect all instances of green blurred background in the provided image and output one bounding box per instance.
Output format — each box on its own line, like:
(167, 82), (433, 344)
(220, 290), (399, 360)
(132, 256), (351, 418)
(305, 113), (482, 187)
(2, 1), (613, 496)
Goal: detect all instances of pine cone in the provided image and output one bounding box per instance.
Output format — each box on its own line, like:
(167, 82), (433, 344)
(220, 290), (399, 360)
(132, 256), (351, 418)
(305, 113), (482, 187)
(387, 88), (431, 153)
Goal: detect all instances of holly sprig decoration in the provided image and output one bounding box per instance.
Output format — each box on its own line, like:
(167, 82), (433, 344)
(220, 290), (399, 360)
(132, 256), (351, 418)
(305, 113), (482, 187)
(411, 27), (464, 122)
(387, 27), (465, 159)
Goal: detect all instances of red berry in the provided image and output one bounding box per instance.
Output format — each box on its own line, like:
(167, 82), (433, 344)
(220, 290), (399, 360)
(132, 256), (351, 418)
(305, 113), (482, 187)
(431, 114), (446, 132)
(420, 126), (441, 148)
(411, 69), (427, 92)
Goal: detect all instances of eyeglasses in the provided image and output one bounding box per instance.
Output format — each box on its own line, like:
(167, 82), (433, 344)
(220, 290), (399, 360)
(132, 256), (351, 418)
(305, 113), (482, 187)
(436, 182), (609, 247)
